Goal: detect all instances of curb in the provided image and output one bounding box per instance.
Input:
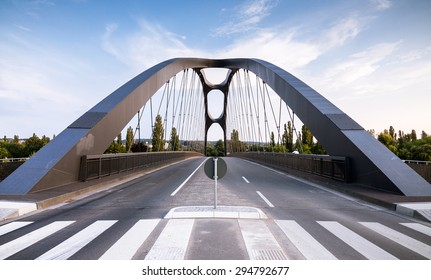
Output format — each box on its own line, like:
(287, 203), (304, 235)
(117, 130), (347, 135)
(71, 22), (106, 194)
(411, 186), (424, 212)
(164, 206), (268, 219)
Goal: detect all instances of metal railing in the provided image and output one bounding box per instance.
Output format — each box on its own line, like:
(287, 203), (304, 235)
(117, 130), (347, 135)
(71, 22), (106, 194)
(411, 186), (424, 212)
(404, 160), (431, 182)
(79, 151), (202, 181)
(234, 152), (350, 182)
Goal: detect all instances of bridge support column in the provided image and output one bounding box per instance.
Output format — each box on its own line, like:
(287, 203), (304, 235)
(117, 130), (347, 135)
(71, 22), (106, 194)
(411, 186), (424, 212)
(196, 68), (237, 156)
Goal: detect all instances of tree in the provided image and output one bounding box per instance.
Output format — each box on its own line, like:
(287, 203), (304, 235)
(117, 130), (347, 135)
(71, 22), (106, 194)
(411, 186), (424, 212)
(152, 114), (165, 152)
(377, 129), (397, 153)
(281, 122), (294, 152)
(105, 134), (126, 153)
(301, 125), (313, 146)
(270, 132), (275, 150)
(389, 125), (396, 140)
(25, 133), (49, 156)
(411, 129), (417, 141)
(0, 147), (10, 159)
(126, 126), (134, 152)
(300, 125), (314, 154)
(230, 129), (241, 153)
(169, 127), (180, 151)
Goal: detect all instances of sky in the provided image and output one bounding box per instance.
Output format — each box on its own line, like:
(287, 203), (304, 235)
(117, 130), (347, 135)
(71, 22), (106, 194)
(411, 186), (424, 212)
(1, 0), (430, 141)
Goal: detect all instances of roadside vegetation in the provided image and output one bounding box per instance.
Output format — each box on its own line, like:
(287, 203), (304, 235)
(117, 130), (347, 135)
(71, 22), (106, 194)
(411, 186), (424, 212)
(1, 121), (430, 161)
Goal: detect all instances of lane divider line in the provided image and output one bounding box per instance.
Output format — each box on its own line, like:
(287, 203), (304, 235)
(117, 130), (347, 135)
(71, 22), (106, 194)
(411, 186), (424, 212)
(242, 176), (250, 183)
(256, 191), (275, 208)
(171, 158), (208, 196)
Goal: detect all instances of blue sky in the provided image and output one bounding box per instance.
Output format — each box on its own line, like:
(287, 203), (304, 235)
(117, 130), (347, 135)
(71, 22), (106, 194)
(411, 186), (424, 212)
(1, 0), (430, 141)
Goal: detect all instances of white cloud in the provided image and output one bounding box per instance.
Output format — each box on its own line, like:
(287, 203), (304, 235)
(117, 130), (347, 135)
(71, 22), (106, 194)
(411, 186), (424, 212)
(316, 42), (400, 91)
(16, 25), (32, 32)
(218, 15), (363, 74)
(319, 17), (362, 49)
(371, 0), (392, 11)
(220, 29), (321, 71)
(214, 0), (278, 36)
(306, 43), (431, 133)
(102, 20), (205, 71)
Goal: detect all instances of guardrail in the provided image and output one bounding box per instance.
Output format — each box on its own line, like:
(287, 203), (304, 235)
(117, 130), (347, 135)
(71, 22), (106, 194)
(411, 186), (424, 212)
(234, 152), (350, 182)
(0, 158), (29, 181)
(79, 151), (202, 181)
(404, 160), (431, 182)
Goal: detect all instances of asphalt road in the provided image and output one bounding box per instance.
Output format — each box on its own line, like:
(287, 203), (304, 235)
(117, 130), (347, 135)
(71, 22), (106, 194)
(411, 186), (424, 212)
(1, 157), (430, 260)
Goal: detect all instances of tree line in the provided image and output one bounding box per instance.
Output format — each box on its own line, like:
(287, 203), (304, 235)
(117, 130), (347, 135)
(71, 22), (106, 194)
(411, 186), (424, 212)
(0, 134), (51, 159)
(228, 121), (326, 155)
(228, 123), (431, 161)
(1, 120), (430, 161)
(104, 114), (182, 154)
(372, 126), (431, 161)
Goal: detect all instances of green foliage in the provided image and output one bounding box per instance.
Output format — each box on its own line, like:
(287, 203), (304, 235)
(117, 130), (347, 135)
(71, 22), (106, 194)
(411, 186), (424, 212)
(131, 142), (149, 152)
(151, 114), (165, 152)
(376, 126), (431, 161)
(301, 125), (313, 147)
(207, 140), (225, 156)
(105, 134), (126, 154)
(0, 147), (10, 159)
(281, 122), (294, 152)
(378, 130), (398, 154)
(126, 126), (134, 152)
(168, 127), (180, 151)
(24, 133), (50, 156)
(0, 134), (50, 159)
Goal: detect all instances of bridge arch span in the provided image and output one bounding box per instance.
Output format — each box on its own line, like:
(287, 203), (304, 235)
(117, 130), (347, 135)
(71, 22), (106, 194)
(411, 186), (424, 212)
(1, 58), (430, 196)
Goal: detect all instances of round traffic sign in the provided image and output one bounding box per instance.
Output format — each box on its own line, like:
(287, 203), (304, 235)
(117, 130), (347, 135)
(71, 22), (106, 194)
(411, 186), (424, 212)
(204, 157), (227, 180)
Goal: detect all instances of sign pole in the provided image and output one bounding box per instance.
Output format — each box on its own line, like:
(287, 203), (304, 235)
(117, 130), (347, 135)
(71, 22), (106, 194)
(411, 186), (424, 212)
(214, 157), (218, 209)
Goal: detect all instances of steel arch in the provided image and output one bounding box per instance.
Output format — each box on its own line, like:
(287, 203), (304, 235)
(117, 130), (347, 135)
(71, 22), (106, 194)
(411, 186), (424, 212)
(0, 58), (430, 196)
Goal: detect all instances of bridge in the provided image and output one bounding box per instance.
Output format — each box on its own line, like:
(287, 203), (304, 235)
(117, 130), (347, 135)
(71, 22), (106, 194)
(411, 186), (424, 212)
(0, 58), (430, 261)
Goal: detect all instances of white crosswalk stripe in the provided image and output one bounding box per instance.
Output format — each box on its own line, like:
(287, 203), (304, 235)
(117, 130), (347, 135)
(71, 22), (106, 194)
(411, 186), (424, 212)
(400, 222), (431, 237)
(36, 220), (117, 260)
(275, 220), (337, 260)
(100, 219), (160, 260)
(360, 222), (431, 259)
(239, 219), (287, 260)
(318, 221), (398, 260)
(1, 218), (430, 260)
(0, 221), (33, 236)
(0, 221), (74, 259)
(144, 219), (194, 260)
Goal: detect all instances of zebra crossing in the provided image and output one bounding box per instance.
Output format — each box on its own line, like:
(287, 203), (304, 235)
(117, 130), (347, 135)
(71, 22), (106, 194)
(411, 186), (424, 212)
(1, 218), (430, 260)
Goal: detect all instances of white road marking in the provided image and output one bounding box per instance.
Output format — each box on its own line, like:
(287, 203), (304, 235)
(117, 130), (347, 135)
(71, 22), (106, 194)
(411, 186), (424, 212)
(239, 219), (287, 260)
(242, 176), (250, 183)
(99, 219), (160, 260)
(0, 221), (33, 236)
(36, 220), (117, 260)
(145, 219), (194, 260)
(256, 191), (275, 208)
(318, 221), (398, 260)
(171, 159), (207, 196)
(0, 221), (74, 260)
(360, 222), (431, 259)
(400, 223), (431, 237)
(276, 220), (337, 260)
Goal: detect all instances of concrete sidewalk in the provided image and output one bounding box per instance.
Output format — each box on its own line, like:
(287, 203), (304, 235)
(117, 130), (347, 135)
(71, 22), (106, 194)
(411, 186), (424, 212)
(1, 165), (431, 223)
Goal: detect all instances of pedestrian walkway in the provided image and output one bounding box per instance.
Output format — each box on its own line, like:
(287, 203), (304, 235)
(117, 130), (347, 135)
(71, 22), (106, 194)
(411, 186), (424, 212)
(1, 212), (430, 260)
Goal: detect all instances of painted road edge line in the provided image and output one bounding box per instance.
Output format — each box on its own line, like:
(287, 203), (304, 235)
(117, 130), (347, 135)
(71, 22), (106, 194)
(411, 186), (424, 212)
(256, 191), (275, 208)
(171, 158), (208, 196)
